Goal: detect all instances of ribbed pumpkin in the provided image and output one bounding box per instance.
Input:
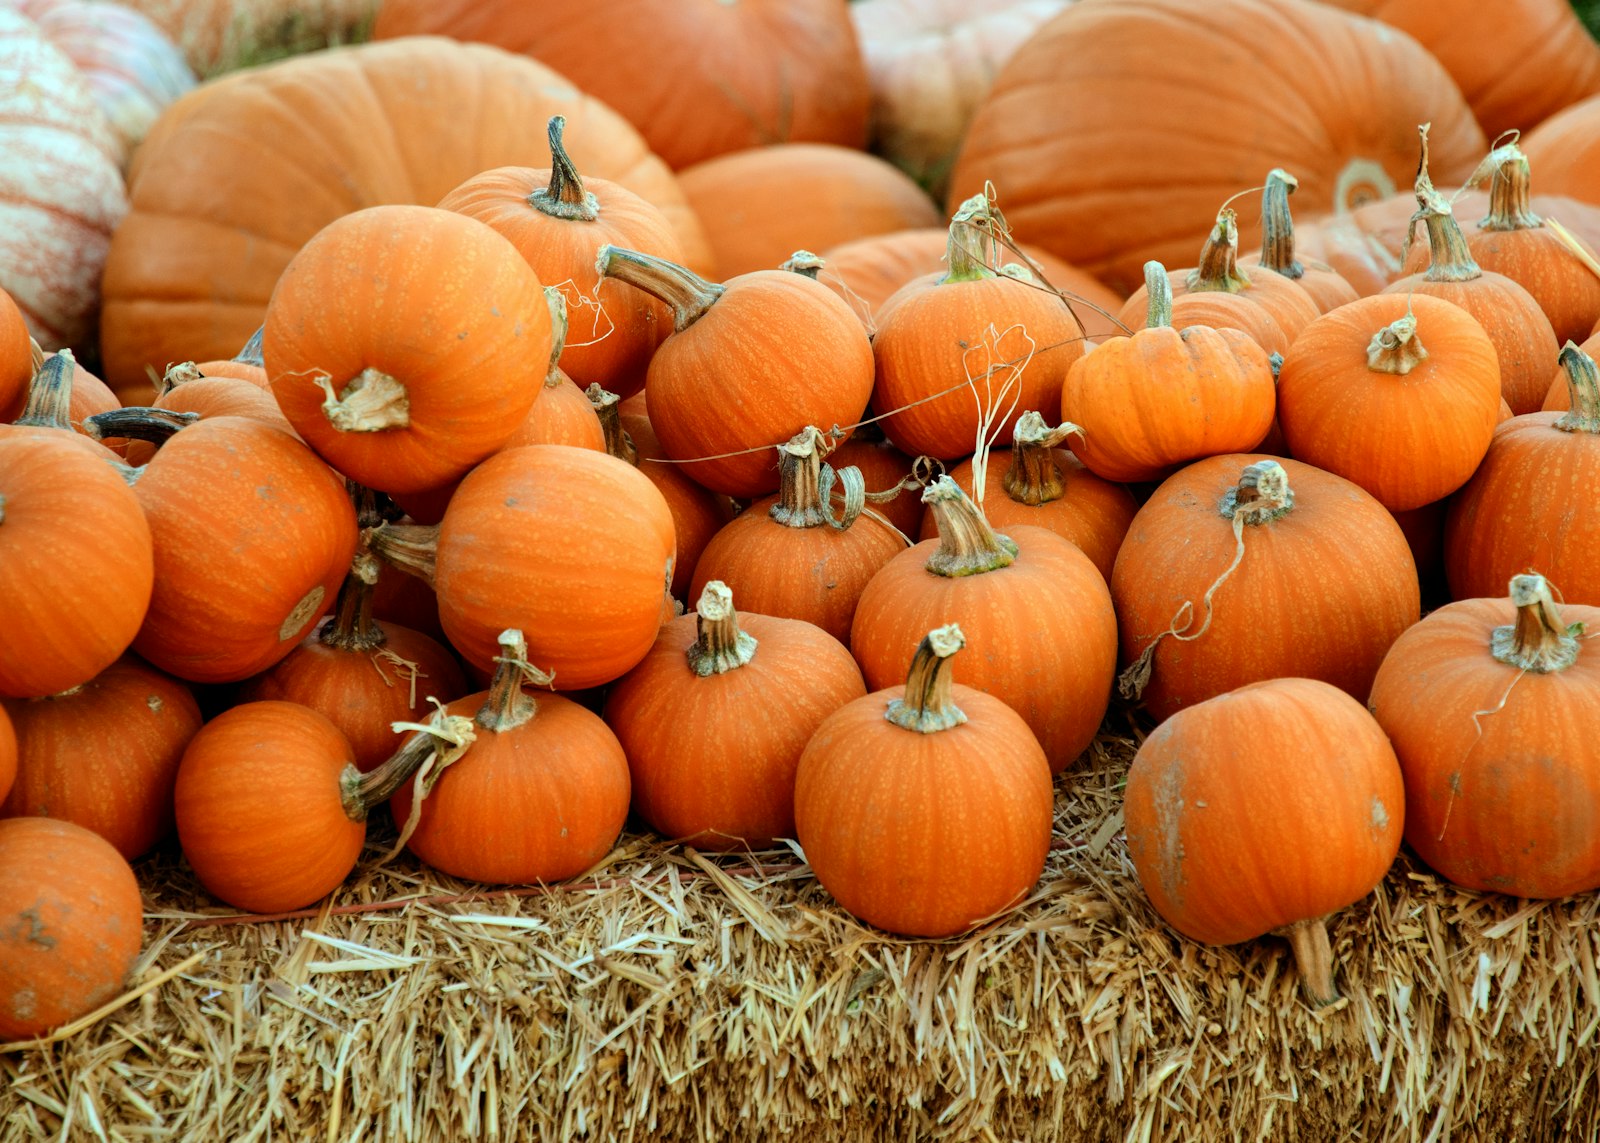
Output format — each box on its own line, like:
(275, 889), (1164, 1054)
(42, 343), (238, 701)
(1369, 574), (1600, 898)
(948, 0), (1485, 293)
(852, 475), (1116, 773)
(1124, 677), (1404, 1007)
(597, 246), (874, 498)
(1112, 457), (1419, 724)
(371, 0), (871, 171)
(689, 427), (906, 646)
(923, 411), (1136, 584)
(264, 204), (552, 496)
(0, 817), (143, 1041)
(99, 36), (710, 393)
(436, 117), (681, 399)
(508, 296), (606, 453)
(2, 656), (201, 859)
(1443, 343), (1600, 606)
(369, 445), (676, 689)
(1062, 263), (1276, 484)
(872, 195), (1087, 461)
(605, 581), (867, 850)
(794, 623), (1053, 938)
(0, 288), (30, 423)
(390, 630), (631, 885)
(1237, 169), (1360, 314)
(1275, 293), (1501, 512)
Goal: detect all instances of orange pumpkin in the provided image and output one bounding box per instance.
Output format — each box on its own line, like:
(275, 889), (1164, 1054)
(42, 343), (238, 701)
(1237, 169), (1360, 314)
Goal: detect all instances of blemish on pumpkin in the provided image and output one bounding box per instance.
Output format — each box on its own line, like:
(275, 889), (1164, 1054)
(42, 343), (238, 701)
(1371, 796), (1390, 833)
(9, 986), (36, 1021)
(146, 694), (163, 713)
(279, 585), (326, 642)
(1152, 758), (1188, 908)
(18, 905), (56, 948)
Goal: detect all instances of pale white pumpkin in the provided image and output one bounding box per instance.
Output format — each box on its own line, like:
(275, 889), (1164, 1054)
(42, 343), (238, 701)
(115, 0), (377, 76)
(0, 7), (126, 349)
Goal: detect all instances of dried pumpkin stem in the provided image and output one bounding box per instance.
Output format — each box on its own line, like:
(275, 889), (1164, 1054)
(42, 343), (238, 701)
(317, 561), (386, 653)
(1186, 208), (1250, 294)
(478, 629), (556, 732)
(597, 245), (725, 332)
(780, 251), (824, 279)
(237, 325), (265, 368)
(1408, 126), (1482, 284)
(82, 407), (199, 444)
(14, 350), (76, 430)
(1257, 168), (1304, 278)
(529, 115), (599, 222)
(0, 494), (6, 525)
(768, 426), (866, 530)
(1002, 411), (1083, 505)
(921, 475), (1018, 576)
(687, 581), (758, 675)
(589, 384), (637, 464)
(1479, 141), (1541, 232)
(885, 623), (969, 734)
(945, 194), (1003, 283)
(1366, 309), (1429, 375)
(342, 707), (478, 820)
(1143, 262), (1174, 329)
(1554, 342), (1600, 433)
(1279, 917), (1339, 1007)
(157, 362), (204, 395)
(316, 367), (410, 432)
(544, 287), (570, 383)
(365, 522), (439, 588)
(1491, 574), (1581, 673)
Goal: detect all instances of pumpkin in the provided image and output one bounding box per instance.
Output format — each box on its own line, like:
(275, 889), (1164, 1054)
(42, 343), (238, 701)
(872, 195), (1088, 461)
(947, 0), (1485, 294)
(174, 699), (458, 913)
(1124, 676), (1404, 1007)
(371, 0), (871, 171)
(605, 581), (867, 850)
(0, 288), (30, 422)
(2, 656), (201, 859)
(851, 475), (1116, 772)
(1275, 293), (1502, 512)
(1112, 457), (1419, 724)
(597, 245), (875, 498)
(368, 444), (676, 690)
(0, 705), (14, 804)
(850, 0), (1073, 197)
(0, 816), (143, 1041)
(437, 117), (682, 399)
(389, 630), (631, 885)
(677, 144), (941, 280)
(99, 36), (712, 394)
(509, 295), (606, 453)
(1062, 262), (1277, 484)
(1369, 574), (1600, 898)
(923, 411), (1136, 584)
(1443, 343), (1600, 606)
(116, 0), (375, 75)
(794, 623), (1054, 938)
(0, 8), (126, 350)
(1237, 169), (1360, 314)
(689, 427), (907, 646)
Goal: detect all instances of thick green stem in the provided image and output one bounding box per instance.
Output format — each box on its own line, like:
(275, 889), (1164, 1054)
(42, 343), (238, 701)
(529, 115), (599, 222)
(1366, 310), (1429, 375)
(1185, 208), (1250, 294)
(1144, 262), (1174, 329)
(1258, 168), (1304, 278)
(921, 475), (1018, 576)
(597, 245), (724, 332)
(83, 406), (199, 444)
(945, 194), (1003, 283)
(884, 624), (969, 734)
(686, 581), (758, 676)
(1001, 411), (1082, 506)
(1491, 574), (1581, 673)
(1554, 342), (1600, 433)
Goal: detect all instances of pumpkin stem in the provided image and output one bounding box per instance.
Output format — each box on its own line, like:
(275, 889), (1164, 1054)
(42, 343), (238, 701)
(921, 475), (1019, 576)
(686, 581), (759, 675)
(1477, 137), (1541, 232)
(1257, 168), (1304, 279)
(82, 406), (199, 444)
(315, 367), (410, 433)
(157, 361), (204, 395)
(477, 629), (555, 732)
(589, 383), (637, 464)
(1001, 411), (1083, 506)
(237, 325), (265, 368)
(341, 705), (478, 820)
(15, 350), (77, 431)
(1365, 307), (1430, 375)
(597, 245), (725, 333)
(1280, 917), (1340, 1007)
(529, 115), (600, 222)
(544, 287), (570, 384)
(0, 493), (6, 524)
(768, 426), (867, 530)
(945, 194), (1004, 283)
(885, 624), (970, 734)
(365, 522), (439, 588)
(1143, 262), (1175, 329)
(1185, 208), (1250, 294)
(780, 251), (824, 279)
(317, 553), (387, 654)
(1491, 574), (1581, 673)
(1221, 459), (1294, 523)
(1405, 125), (1483, 284)
(1554, 342), (1600, 433)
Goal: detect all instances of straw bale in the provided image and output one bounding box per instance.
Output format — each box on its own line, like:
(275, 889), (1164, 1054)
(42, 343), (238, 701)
(3, 717), (1598, 1142)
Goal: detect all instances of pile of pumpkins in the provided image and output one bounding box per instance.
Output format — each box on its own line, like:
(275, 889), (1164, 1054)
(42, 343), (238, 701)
(5, 0), (1600, 1041)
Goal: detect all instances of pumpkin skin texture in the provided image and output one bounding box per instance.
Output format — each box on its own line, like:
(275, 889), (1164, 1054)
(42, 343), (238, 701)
(0, 8), (127, 350)
(99, 36), (711, 394)
(0, 816), (143, 1042)
(1276, 293), (1502, 512)
(0, 705), (14, 805)
(129, 417), (360, 685)
(948, 0), (1485, 295)
(173, 701), (366, 914)
(2, 657), (202, 859)
(605, 583), (868, 850)
(1369, 577), (1600, 899)
(1124, 677), (1404, 1005)
(0, 433), (155, 699)
(794, 624), (1054, 938)
(0, 287), (30, 423)
(1111, 456), (1419, 724)
(372, 0), (871, 172)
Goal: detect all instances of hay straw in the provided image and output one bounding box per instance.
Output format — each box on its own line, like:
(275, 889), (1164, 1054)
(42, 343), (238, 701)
(3, 722), (1598, 1141)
